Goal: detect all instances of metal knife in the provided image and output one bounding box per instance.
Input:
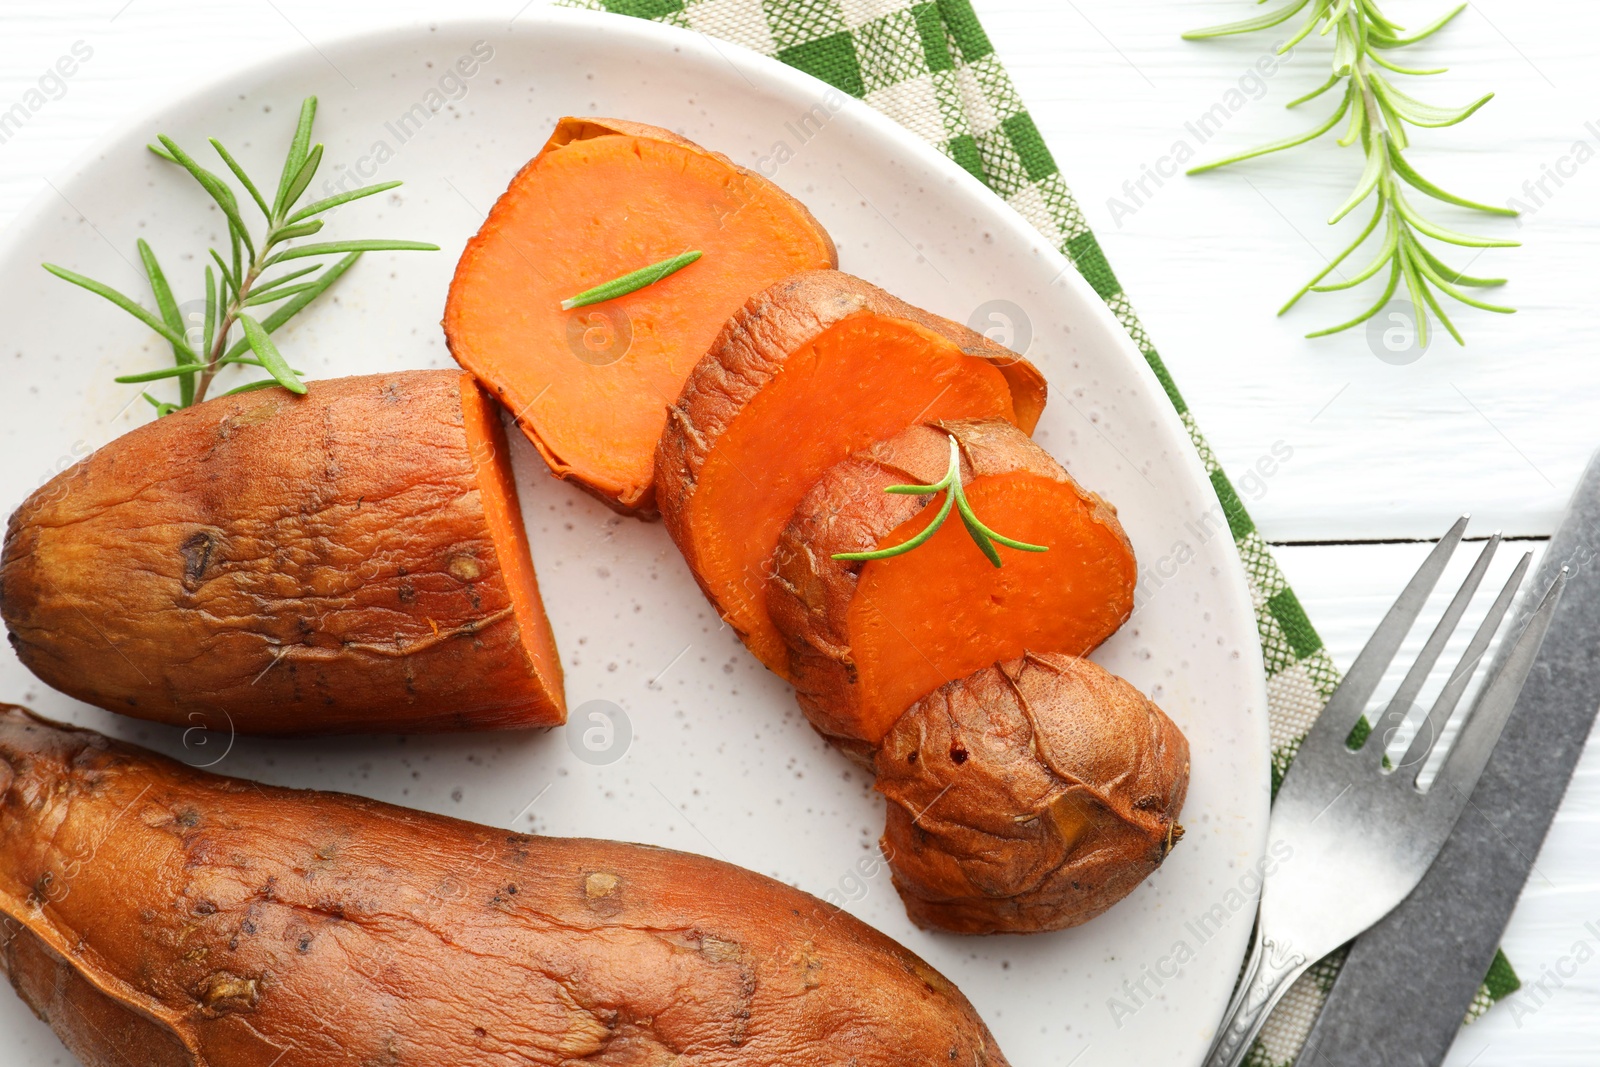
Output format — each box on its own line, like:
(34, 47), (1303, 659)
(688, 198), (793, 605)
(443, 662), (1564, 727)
(1298, 449), (1600, 1066)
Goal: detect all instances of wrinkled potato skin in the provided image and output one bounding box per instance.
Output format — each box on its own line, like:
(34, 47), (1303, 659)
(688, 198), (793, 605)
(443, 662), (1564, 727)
(0, 706), (1009, 1067)
(0, 371), (561, 734)
(876, 654), (1188, 935)
(768, 419), (1131, 753)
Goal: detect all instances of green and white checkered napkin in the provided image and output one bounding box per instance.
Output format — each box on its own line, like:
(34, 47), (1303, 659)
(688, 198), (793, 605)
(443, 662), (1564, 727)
(557, 0), (1521, 1059)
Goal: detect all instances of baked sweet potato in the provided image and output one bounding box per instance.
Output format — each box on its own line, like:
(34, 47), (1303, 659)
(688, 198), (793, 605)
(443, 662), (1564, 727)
(444, 117), (838, 517)
(0, 371), (564, 734)
(656, 271), (1048, 676)
(769, 419), (1135, 750)
(0, 706), (1009, 1066)
(875, 654), (1188, 935)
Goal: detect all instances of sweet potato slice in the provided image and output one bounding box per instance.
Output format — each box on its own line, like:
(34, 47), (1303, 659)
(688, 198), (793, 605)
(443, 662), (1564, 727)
(875, 654), (1189, 934)
(0, 371), (564, 734)
(0, 706), (1011, 1066)
(657, 271), (1048, 675)
(769, 419), (1134, 747)
(444, 116), (838, 516)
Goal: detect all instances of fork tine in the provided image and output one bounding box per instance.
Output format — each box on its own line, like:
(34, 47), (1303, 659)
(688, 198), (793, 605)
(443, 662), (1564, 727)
(1297, 516), (1468, 760)
(1400, 551), (1531, 780)
(1428, 568), (1567, 799)
(1365, 534), (1501, 764)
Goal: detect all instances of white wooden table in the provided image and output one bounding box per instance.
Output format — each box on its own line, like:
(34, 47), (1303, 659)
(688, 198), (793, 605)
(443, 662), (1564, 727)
(2, 2), (1596, 1064)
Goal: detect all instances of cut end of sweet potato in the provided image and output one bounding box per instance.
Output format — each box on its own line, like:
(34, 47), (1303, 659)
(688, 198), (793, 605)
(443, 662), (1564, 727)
(770, 419), (1134, 745)
(459, 374), (566, 724)
(875, 653), (1190, 935)
(656, 272), (1048, 677)
(444, 116), (837, 516)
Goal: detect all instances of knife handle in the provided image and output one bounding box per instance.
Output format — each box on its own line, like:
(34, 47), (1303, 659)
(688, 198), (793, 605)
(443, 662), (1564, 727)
(1203, 925), (1311, 1067)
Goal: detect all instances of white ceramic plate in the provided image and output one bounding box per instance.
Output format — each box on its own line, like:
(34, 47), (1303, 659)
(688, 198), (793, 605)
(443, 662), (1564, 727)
(0, 11), (1269, 1066)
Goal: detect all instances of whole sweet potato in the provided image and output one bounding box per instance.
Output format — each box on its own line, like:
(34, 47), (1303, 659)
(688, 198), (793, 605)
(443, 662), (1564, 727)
(0, 706), (1009, 1066)
(875, 653), (1189, 935)
(0, 371), (564, 734)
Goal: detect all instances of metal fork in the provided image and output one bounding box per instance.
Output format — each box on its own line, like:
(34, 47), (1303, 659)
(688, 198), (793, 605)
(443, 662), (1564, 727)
(1202, 517), (1567, 1067)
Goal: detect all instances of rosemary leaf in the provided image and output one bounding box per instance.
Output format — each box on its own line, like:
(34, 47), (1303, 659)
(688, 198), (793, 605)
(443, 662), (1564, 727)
(238, 313), (306, 395)
(1383, 138), (1515, 215)
(958, 509), (1005, 568)
(280, 143), (326, 214)
(203, 265), (218, 359)
(1286, 72), (1343, 109)
(560, 251), (704, 310)
(1407, 240), (1505, 288)
(250, 264), (322, 297)
(271, 220), (325, 243)
(264, 239), (439, 266)
(1181, 0), (1311, 39)
(135, 239), (199, 407)
(1305, 260), (1403, 338)
(1328, 133), (1388, 223)
(209, 248), (238, 301)
(42, 264), (194, 351)
(287, 180), (402, 224)
(1187, 87), (1351, 174)
(115, 364), (204, 384)
(1369, 3), (1466, 48)
(274, 97), (318, 218)
(1280, 197), (1386, 313)
(242, 280), (323, 307)
(209, 138), (272, 219)
(157, 135), (255, 262)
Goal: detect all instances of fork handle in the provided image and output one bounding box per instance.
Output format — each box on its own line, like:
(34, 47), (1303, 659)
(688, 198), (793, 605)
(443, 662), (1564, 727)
(1202, 928), (1311, 1067)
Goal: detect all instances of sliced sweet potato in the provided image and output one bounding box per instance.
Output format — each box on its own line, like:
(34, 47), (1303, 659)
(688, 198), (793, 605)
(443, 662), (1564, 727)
(875, 653), (1189, 935)
(0, 706), (1010, 1066)
(444, 116), (838, 517)
(0, 371), (564, 734)
(656, 271), (1048, 676)
(769, 419), (1134, 748)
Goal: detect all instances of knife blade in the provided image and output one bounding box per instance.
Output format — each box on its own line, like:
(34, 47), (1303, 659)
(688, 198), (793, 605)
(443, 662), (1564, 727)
(1298, 449), (1600, 1067)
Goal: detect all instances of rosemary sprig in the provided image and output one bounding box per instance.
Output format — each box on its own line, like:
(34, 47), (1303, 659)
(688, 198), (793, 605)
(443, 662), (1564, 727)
(43, 96), (438, 412)
(560, 250), (703, 310)
(832, 434), (1048, 568)
(1185, 1), (1517, 345)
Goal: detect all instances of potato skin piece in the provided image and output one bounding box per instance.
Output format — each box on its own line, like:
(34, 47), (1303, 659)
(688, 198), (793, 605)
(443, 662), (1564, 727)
(875, 654), (1189, 935)
(0, 371), (563, 734)
(769, 419), (1134, 752)
(655, 270), (1048, 674)
(0, 706), (1010, 1067)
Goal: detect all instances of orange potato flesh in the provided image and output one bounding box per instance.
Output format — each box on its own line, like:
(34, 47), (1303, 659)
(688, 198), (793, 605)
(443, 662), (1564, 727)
(684, 315), (1021, 674)
(443, 118), (837, 515)
(848, 472), (1137, 743)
